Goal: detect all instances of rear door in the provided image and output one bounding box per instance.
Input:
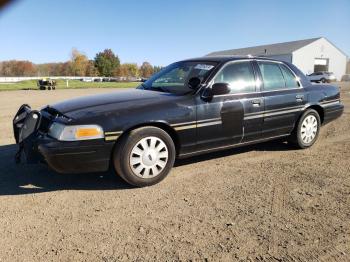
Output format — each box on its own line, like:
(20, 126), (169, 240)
(255, 61), (306, 138)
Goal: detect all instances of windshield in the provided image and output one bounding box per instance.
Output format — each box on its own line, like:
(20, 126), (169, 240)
(138, 61), (218, 95)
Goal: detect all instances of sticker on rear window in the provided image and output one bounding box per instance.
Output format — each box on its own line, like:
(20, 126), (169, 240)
(194, 64), (214, 70)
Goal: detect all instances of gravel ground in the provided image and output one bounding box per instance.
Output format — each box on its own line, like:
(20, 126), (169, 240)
(0, 83), (349, 261)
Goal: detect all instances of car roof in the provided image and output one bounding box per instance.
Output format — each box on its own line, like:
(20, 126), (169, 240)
(180, 55), (284, 64)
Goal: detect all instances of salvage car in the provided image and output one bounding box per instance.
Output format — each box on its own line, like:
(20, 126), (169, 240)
(13, 56), (344, 187)
(307, 71), (336, 83)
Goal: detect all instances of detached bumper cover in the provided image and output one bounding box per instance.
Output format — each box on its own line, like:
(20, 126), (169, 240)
(13, 104), (114, 174)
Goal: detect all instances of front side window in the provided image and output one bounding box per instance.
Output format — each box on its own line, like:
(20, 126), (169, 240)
(279, 64), (299, 88)
(139, 61), (218, 95)
(258, 62), (285, 91)
(213, 61), (256, 93)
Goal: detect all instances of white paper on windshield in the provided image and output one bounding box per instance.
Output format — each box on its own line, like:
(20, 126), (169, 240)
(194, 64), (214, 70)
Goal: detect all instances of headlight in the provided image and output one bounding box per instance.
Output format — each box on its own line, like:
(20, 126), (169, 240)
(48, 122), (104, 141)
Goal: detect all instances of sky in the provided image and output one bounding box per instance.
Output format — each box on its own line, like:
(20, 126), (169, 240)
(0, 0), (349, 66)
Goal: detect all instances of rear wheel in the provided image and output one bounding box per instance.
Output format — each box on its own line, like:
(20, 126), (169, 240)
(289, 109), (321, 149)
(113, 127), (176, 187)
(320, 78), (326, 83)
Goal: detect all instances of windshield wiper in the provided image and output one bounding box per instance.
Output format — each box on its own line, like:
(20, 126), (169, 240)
(156, 86), (171, 93)
(141, 85), (170, 93)
(139, 83), (148, 90)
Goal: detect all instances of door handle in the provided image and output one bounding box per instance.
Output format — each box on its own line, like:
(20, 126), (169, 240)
(296, 94), (304, 102)
(250, 99), (261, 106)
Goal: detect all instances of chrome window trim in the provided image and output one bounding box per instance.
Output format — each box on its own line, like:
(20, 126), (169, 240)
(255, 59), (304, 91)
(207, 59), (260, 95)
(211, 86), (304, 98)
(202, 58), (304, 98)
(213, 91), (259, 97)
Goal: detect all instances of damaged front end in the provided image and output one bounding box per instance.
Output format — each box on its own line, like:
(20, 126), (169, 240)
(13, 104), (113, 173)
(13, 104), (68, 164)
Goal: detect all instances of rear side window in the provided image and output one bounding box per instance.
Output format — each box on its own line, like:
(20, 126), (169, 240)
(258, 62), (285, 91)
(279, 64), (299, 88)
(213, 61), (256, 94)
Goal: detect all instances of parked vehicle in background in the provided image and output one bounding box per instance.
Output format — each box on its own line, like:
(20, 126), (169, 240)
(341, 74), (350, 82)
(102, 77), (118, 82)
(37, 79), (56, 90)
(307, 72), (336, 83)
(80, 78), (93, 82)
(14, 56), (343, 187)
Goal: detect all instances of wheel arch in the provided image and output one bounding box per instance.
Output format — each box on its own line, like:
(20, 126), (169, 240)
(304, 104), (324, 124)
(116, 121), (180, 156)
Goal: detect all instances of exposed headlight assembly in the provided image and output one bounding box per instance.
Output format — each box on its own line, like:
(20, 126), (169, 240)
(48, 122), (104, 141)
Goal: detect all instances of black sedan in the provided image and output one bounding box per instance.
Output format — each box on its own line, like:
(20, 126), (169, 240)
(13, 56), (344, 187)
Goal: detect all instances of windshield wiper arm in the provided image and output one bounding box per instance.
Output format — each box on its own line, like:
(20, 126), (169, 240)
(140, 83), (148, 89)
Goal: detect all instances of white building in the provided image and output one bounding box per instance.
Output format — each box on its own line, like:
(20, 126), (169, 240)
(207, 37), (348, 80)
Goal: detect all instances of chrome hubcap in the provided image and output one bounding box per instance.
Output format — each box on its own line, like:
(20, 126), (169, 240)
(301, 115), (318, 144)
(129, 136), (168, 178)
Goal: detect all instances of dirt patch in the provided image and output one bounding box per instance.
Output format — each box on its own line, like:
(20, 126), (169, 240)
(0, 84), (349, 261)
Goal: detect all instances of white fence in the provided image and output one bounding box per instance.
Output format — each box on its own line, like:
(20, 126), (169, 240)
(0, 76), (85, 83)
(0, 76), (141, 83)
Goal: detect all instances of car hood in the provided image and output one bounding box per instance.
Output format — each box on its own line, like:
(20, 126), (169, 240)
(49, 89), (181, 115)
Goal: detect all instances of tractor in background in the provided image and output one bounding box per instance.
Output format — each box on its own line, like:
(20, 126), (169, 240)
(37, 79), (56, 90)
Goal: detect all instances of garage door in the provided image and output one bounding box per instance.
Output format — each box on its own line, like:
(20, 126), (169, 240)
(314, 58), (329, 72)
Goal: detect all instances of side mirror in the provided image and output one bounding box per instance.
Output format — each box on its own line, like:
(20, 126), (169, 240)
(201, 83), (230, 102)
(212, 83), (230, 95)
(188, 77), (201, 90)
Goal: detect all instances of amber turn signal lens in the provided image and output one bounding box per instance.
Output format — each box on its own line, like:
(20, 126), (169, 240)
(76, 128), (101, 138)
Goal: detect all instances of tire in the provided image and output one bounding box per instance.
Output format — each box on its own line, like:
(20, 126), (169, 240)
(289, 109), (321, 149)
(320, 78), (326, 83)
(113, 126), (176, 187)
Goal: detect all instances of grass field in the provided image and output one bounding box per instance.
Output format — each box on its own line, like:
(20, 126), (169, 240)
(0, 80), (139, 91)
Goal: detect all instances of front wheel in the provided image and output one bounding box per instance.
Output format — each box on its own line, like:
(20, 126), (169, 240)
(113, 127), (176, 187)
(289, 109), (321, 149)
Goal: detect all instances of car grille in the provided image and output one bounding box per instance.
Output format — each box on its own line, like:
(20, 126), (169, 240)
(39, 106), (69, 133)
(39, 113), (52, 133)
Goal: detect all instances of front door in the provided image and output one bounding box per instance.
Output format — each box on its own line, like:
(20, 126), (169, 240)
(195, 60), (264, 151)
(255, 61), (307, 138)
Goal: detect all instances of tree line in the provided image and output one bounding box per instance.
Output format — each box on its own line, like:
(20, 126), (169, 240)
(0, 48), (162, 78)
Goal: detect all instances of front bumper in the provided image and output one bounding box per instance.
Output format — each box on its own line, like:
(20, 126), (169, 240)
(13, 104), (114, 174)
(38, 137), (114, 173)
